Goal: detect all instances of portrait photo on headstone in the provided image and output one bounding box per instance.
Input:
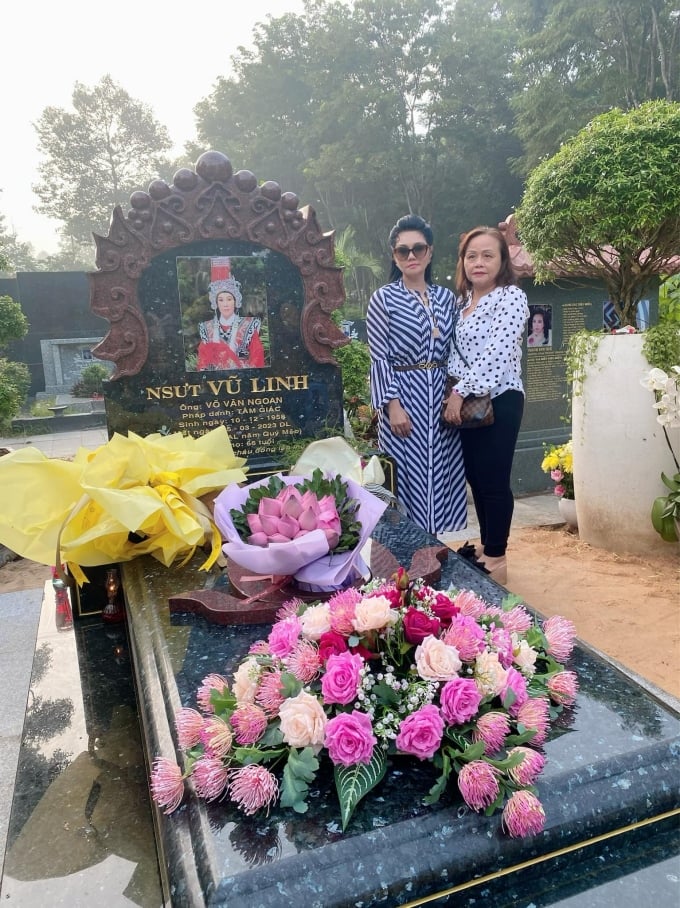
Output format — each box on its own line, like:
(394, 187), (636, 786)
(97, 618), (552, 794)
(178, 254), (270, 371)
(527, 304), (553, 348)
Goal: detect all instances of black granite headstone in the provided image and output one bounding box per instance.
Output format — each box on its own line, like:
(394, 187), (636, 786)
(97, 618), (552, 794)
(90, 151), (349, 475)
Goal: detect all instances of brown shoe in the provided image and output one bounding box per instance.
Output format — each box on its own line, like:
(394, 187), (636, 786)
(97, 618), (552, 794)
(478, 555), (507, 585)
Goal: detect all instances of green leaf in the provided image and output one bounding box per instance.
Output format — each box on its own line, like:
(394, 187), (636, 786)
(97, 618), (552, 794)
(423, 750), (452, 805)
(280, 747), (320, 814)
(335, 749), (387, 831)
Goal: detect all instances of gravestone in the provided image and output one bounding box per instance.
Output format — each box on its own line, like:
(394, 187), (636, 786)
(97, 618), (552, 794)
(90, 151), (348, 475)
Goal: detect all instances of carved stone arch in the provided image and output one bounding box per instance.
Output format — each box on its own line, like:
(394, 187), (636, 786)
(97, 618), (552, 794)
(89, 151), (348, 379)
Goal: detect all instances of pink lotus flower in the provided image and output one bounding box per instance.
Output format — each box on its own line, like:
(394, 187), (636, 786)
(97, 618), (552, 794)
(175, 708), (205, 749)
(228, 764), (279, 816)
(192, 756), (230, 801)
(196, 674), (230, 714)
(543, 616), (577, 663)
(324, 711), (377, 766)
(507, 746), (546, 786)
(502, 790), (546, 837)
(150, 757), (185, 814)
(547, 670), (579, 706)
(457, 760), (500, 810)
(245, 486), (342, 548)
(396, 704), (444, 760)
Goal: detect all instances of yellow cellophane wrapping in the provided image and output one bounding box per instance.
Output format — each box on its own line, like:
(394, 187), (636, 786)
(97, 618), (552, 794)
(0, 426), (247, 583)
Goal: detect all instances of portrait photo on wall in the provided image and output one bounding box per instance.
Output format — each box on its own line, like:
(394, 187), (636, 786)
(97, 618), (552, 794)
(527, 305), (552, 349)
(603, 299), (650, 332)
(179, 255), (270, 371)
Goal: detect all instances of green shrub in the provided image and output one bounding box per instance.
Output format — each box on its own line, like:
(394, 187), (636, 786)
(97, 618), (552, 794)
(71, 363), (109, 397)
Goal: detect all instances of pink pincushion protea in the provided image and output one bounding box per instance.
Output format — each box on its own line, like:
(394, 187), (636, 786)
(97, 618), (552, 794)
(150, 758), (185, 814)
(150, 568), (578, 838)
(228, 765), (279, 816)
(502, 790), (546, 837)
(458, 760), (501, 810)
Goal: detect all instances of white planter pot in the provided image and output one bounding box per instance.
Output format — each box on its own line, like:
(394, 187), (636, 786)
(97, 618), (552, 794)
(572, 333), (680, 556)
(558, 496), (578, 530)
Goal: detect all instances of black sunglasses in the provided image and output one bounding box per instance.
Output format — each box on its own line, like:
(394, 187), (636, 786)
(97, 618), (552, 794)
(393, 243), (430, 261)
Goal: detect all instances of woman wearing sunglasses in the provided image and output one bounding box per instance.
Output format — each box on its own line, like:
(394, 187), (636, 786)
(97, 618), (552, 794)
(367, 214), (467, 534)
(443, 226), (529, 583)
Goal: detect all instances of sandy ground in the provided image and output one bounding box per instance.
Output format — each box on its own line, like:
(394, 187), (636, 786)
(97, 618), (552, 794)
(1, 525), (678, 698)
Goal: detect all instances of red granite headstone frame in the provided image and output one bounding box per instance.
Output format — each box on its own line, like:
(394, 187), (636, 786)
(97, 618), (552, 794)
(89, 150), (348, 379)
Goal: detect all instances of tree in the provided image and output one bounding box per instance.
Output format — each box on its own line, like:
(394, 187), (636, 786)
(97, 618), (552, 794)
(0, 295), (30, 430)
(33, 75), (172, 249)
(510, 0), (680, 172)
(0, 213), (43, 273)
(515, 101), (680, 327)
(192, 0), (522, 263)
(335, 225), (384, 312)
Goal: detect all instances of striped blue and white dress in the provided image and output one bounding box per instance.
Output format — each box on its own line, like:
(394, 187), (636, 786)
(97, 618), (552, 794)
(367, 279), (467, 534)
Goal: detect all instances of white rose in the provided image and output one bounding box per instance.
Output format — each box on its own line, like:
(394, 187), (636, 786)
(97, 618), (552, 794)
(232, 657), (260, 706)
(474, 650), (507, 697)
(278, 690), (328, 749)
(353, 595), (397, 633)
(512, 635), (538, 677)
(299, 603), (332, 640)
(415, 635), (462, 681)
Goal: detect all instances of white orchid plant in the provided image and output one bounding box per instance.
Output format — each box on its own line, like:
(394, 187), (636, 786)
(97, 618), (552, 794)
(641, 366), (680, 542)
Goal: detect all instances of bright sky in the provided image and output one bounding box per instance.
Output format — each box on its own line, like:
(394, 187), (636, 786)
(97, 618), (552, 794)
(2, 0), (306, 254)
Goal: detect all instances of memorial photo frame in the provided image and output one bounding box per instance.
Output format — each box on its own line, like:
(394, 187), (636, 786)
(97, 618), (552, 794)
(89, 151), (347, 380)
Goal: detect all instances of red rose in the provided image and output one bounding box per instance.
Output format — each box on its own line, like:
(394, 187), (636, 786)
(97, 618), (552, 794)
(318, 630), (348, 663)
(430, 593), (460, 626)
(402, 607), (441, 644)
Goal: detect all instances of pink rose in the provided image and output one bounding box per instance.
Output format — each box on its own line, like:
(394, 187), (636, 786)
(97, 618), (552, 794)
(395, 704), (444, 760)
(318, 630), (349, 663)
(440, 676), (483, 725)
(501, 666), (529, 716)
(553, 484), (566, 497)
(321, 651), (363, 705)
(550, 469), (563, 481)
(402, 607), (442, 644)
(324, 711), (377, 766)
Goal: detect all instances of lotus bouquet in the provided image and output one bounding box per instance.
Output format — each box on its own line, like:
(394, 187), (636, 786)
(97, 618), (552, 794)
(213, 469), (386, 589)
(150, 569), (578, 837)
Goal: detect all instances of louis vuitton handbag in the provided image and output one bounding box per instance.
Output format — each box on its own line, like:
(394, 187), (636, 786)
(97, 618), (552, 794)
(445, 315), (495, 428)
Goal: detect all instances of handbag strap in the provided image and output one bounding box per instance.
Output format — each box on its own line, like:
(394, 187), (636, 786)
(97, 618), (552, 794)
(452, 303), (470, 369)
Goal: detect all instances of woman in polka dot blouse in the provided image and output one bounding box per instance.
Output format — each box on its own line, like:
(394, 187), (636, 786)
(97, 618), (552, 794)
(443, 226), (529, 583)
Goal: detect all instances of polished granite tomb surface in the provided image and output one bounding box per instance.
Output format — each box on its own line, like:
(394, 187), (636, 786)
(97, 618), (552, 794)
(122, 510), (680, 907)
(0, 583), (163, 906)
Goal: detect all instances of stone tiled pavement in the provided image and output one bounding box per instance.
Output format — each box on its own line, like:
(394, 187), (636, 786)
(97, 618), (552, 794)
(0, 427), (562, 878)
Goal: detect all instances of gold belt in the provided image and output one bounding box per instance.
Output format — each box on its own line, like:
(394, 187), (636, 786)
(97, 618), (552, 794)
(393, 361), (446, 371)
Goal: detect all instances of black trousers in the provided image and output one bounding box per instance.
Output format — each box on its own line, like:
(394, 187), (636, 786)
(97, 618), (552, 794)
(459, 390), (524, 558)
